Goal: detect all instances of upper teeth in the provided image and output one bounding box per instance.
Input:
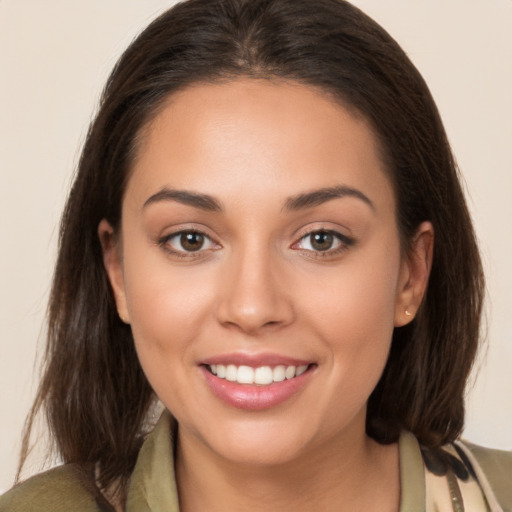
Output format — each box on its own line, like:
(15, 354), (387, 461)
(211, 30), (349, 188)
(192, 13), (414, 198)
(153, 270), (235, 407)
(210, 364), (308, 385)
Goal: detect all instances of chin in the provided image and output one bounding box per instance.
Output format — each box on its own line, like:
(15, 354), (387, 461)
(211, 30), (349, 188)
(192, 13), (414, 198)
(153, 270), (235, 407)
(182, 411), (331, 468)
(211, 431), (310, 467)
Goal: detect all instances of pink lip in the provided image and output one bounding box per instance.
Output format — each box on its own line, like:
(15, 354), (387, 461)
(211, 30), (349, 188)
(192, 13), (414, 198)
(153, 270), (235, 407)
(200, 364), (314, 411)
(201, 352), (312, 368)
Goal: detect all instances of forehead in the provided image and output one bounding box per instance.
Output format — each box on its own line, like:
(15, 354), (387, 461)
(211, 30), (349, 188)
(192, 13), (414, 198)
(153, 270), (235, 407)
(126, 78), (394, 214)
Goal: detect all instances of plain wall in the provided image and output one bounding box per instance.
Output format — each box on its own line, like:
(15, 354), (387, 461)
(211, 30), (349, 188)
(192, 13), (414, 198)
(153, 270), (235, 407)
(0, 0), (511, 493)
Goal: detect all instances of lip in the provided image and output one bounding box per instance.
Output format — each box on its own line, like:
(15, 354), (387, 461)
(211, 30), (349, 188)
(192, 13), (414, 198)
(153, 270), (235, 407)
(199, 356), (315, 411)
(201, 352), (312, 368)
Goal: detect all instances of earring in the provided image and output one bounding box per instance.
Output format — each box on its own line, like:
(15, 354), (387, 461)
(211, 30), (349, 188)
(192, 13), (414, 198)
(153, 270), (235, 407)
(405, 309), (413, 317)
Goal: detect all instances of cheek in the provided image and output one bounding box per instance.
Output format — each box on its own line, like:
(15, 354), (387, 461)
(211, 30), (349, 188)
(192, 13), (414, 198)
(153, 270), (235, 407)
(298, 242), (401, 383)
(121, 244), (216, 375)
(122, 262), (220, 417)
(291, 254), (400, 437)
(303, 244), (400, 331)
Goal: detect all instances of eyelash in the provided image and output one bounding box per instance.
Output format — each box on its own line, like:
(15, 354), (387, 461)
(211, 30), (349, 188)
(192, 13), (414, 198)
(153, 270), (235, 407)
(158, 230), (219, 259)
(158, 228), (354, 259)
(292, 229), (354, 258)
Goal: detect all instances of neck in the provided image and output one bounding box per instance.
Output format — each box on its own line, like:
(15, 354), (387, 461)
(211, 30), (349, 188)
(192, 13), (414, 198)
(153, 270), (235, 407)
(175, 423), (400, 512)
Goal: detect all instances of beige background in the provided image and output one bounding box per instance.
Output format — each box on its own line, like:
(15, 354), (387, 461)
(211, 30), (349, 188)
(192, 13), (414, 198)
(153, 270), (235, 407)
(0, 0), (511, 493)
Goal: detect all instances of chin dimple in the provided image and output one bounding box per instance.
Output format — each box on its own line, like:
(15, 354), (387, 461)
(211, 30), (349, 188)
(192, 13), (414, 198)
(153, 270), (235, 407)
(208, 364), (309, 385)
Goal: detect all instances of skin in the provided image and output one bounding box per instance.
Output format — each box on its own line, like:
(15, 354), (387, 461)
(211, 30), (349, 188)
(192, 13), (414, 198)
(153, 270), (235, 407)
(100, 78), (433, 511)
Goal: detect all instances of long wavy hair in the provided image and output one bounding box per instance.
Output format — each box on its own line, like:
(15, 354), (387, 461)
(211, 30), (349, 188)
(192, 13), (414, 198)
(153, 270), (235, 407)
(19, 0), (484, 507)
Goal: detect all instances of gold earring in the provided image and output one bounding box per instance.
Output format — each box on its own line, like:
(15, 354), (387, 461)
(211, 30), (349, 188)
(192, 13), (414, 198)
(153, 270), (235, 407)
(405, 309), (413, 317)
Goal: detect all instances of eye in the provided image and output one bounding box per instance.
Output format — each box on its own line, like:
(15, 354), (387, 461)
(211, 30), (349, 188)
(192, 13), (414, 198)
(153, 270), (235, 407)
(162, 230), (217, 254)
(294, 229), (353, 254)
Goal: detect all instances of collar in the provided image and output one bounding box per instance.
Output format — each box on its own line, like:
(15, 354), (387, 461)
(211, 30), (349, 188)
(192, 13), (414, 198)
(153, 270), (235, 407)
(125, 411), (426, 512)
(399, 431), (426, 512)
(126, 411), (180, 512)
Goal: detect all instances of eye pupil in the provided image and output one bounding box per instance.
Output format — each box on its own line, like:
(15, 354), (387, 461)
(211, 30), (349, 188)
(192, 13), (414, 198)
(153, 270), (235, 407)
(181, 232), (204, 251)
(311, 231), (333, 251)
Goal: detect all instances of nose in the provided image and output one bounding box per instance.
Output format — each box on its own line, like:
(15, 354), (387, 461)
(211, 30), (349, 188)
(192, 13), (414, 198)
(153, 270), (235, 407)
(215, 245), (295, 334)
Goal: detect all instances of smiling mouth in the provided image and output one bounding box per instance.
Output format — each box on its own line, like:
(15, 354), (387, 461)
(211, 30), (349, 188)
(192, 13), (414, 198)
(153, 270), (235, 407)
(206, 364), (311, 386)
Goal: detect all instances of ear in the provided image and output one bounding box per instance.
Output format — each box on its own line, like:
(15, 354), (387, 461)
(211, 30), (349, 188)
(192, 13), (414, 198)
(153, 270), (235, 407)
(98, 219), (130, 324)
(394, 221), (434, 327)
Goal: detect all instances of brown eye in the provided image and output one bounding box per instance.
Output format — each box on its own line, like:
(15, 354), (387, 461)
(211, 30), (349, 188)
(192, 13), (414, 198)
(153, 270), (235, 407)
(164, 230), (217, 254)
(310, 231), (334, 251)
(180, 232), (205, 252)
(294, 229), (353, 255)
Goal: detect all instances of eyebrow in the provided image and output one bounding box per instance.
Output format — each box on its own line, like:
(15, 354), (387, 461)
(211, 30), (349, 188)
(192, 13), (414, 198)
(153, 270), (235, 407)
(143, 184), (374, 214)
(283, 185), (375, 212)
(143, 188), (223, 212)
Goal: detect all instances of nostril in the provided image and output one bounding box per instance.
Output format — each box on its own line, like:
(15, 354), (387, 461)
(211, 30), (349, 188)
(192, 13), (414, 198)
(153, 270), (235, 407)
(214, 271), (295, 333)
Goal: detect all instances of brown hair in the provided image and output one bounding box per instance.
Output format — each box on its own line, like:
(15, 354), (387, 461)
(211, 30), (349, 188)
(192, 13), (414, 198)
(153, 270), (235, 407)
(19, 0), (484, 505)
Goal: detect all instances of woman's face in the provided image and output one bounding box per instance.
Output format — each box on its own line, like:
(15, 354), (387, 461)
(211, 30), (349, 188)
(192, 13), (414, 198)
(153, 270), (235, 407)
(101, 79), (431, 466)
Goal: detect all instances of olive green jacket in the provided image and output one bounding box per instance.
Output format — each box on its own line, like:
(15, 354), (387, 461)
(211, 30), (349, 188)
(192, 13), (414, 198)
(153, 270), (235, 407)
(1, 412), (511, 511)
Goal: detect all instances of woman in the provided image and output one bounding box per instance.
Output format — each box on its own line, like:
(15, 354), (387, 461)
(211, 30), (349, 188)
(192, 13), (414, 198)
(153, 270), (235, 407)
(1, 0), (510, 510)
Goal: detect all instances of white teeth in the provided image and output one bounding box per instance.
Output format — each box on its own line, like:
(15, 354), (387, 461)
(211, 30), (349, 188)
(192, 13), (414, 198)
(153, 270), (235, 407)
(296, 365), (308, 377)
(209, 364), (309, 385)
(237, 365), (254, 384)
(285, 366), (296, 380)
(226, 364), (238, 381)
(273, 365), (286, 382)
(254, 366), (273, 385)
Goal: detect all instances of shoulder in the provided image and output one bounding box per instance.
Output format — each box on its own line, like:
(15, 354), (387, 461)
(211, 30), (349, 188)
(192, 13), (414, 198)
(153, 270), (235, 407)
(456, 440), (512, 507)
(401, 431), (512, 511)
(0, 464), (104, 512)
(462, 440), (512, 473)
